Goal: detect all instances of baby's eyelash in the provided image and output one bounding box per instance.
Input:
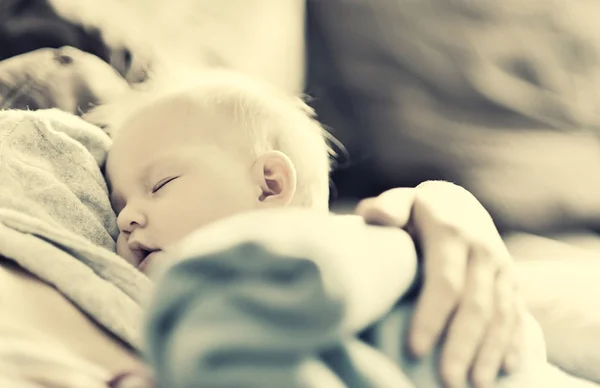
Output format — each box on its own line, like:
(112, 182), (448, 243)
(152, 177), (178, 194)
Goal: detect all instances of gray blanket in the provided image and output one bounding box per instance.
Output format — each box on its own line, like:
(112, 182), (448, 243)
(144, 209), (599, 388)
(0, 109), (151, 350)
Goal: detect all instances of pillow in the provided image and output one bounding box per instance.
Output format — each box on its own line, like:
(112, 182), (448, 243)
(306, 0), (600, 233)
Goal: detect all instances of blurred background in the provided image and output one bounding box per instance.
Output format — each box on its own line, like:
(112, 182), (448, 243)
(3, 0), (600, 238)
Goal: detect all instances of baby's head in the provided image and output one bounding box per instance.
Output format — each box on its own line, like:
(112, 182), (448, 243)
(105, 71), (332, 271)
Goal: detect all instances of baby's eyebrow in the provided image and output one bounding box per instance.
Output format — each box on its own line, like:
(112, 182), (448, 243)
(140, 155), (187, 183)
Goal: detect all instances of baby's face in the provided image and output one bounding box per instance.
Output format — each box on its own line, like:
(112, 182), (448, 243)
(106, 99), (259, 272)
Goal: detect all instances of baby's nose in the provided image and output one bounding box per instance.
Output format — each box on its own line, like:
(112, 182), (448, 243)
(117, 205), (147, 232)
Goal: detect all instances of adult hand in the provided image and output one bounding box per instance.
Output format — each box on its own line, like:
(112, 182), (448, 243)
(356, 181), (524, 388)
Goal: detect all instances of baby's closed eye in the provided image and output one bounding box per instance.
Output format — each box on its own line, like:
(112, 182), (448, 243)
(151, 177), (179, 194)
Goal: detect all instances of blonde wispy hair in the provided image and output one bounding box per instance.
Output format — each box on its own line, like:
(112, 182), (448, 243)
(87, 68), (338, 210)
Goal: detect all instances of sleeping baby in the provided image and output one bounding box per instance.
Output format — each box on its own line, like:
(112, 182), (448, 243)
(105, 70), (525, 388)
(106, 71), (331, 271)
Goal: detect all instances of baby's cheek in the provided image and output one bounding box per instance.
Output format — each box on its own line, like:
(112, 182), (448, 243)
(156, 210), (198, 247)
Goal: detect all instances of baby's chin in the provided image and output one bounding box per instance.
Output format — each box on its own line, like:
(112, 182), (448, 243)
(138, 250), (159, 272)
(138, 251), (170, 279)
(116, 249), (164, 278)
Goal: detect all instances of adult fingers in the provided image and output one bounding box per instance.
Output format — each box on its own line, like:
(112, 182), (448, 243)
(355, 188), (416, 229)
(470, 268), (517, 388)
(408, 229), (468, 358)
(439, 250), (496, 388)
(502, 303), (526, 374)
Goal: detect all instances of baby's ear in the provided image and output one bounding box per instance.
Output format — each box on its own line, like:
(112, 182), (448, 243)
(252, 151), (297, 207)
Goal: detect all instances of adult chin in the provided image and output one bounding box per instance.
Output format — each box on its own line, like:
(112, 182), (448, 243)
(0, 47), (132, 115)
(52, 46), (132, 115)
(0, 0), (150, 84)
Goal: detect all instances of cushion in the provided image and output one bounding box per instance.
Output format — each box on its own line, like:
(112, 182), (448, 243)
(306, 0), (600, 233)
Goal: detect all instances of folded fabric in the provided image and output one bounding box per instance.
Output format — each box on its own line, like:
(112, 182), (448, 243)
(0, 109), (151, 350)
(144, 209), (594, 388)
(144, 209), (418, 387)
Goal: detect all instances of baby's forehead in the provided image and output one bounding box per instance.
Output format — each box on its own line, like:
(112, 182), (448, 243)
(109, 91), (243, 156)
(130, 89), (244, 129)
(111, 78), (296, 159)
